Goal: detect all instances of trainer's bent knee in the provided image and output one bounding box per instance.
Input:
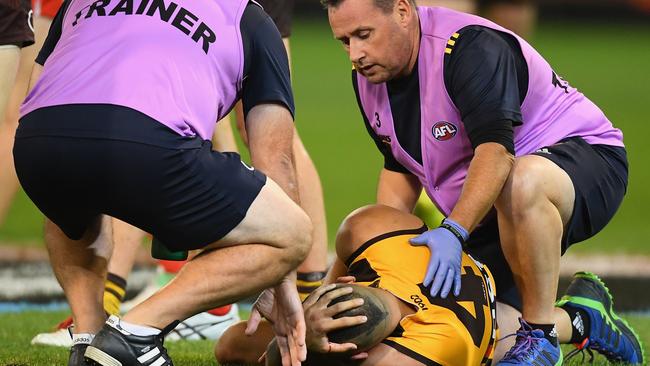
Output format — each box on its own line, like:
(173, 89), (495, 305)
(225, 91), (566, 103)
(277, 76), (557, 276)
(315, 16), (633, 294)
(286, 210), (312, 268)
(497, 157), (548, 214)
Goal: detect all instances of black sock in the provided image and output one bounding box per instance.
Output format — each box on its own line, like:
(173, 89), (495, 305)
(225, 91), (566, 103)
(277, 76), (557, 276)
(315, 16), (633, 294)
(528, 322), (559, 345)
(561, 305), (590, 344)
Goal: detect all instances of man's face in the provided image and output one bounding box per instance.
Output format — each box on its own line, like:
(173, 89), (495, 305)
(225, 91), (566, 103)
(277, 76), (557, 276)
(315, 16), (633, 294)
(328, 0), (414, 84)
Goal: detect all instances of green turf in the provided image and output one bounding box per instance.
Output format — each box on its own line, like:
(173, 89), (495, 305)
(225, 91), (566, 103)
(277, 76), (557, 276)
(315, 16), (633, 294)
(0, 20), (649, 254)
(1, 310), (649, 365)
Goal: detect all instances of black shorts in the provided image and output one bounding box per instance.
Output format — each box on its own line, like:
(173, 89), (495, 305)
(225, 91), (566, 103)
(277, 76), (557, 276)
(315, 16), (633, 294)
(14, 104), (267, 251)
(465, 137), (628, 310)
(257, 0), (294, 38)
(0, 0), (34, 48)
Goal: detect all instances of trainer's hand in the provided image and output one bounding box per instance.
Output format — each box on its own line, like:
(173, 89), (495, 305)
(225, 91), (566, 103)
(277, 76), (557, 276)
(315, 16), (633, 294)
(246, 274), (306, 366)
(303, 284), (367, 355)
(409, 218), (468, 298)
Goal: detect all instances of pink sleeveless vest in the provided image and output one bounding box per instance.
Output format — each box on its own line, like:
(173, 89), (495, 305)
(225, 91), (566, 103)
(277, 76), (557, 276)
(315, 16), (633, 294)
(22, 0), (249, 140)
(356, 6), (623, 216)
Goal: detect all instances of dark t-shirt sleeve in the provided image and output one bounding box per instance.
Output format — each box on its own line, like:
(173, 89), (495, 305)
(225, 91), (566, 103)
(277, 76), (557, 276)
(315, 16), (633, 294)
(352, 70), (412, 174)
(443, 26), (528, 155)
(36, 1), (70, 65)
(240, 3), (294, 119)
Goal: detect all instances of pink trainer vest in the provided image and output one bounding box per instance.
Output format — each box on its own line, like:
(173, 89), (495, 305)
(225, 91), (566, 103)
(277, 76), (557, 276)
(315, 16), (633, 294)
(356, 6), (624, 216)
(21, 0), (249, 141)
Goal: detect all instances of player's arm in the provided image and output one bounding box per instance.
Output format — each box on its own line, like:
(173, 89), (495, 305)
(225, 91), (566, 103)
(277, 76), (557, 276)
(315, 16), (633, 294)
(377, 169), (421, 213)
(351, 70), (422, 213)
(443, 26), (524, 232)
(240, 4), (298, 201)
(412, 27), (524, 298)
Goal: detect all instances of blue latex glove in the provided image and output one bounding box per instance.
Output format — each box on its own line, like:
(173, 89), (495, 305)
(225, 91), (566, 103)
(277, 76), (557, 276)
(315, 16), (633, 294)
(409, 218), (469, 298)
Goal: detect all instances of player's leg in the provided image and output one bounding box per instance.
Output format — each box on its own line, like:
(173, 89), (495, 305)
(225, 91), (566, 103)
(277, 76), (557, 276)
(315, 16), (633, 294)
(118, 176), (311, 329)
(292, 131), (329, 296)
(0, 8), (44, 224)
(215, 320), (275, 364)
(415, 0), (477, 13)
(496, 155), (572, 326)
(44, 216), (113, 334)
(0, 46), (20, 132)
(494, 138), (641, 364)
(493, 154), (571, 364)
(478, 0), (537, 38)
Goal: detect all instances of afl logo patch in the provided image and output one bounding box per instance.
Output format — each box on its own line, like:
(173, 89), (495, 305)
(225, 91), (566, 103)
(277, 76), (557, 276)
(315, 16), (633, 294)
(432, 121), (457, 141)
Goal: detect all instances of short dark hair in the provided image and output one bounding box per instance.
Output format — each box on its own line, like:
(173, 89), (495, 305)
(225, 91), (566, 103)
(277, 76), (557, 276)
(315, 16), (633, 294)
(321, 0), (415, 13)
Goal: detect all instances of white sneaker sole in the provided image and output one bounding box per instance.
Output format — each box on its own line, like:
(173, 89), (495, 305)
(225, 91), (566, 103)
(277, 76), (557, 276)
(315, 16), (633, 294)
(31, 328), (73, 348)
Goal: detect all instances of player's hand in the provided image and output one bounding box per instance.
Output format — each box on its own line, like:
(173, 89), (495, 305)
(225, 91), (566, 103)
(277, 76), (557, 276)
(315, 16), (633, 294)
(409, 218), (468, 298)
(246, 273), (306, 366)
(303, 284), (367, 354)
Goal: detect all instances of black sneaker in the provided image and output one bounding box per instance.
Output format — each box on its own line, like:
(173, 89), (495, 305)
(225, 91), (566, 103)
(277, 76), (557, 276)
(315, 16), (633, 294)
(84, 315), (178, 366)
(69, 343), (90, 366)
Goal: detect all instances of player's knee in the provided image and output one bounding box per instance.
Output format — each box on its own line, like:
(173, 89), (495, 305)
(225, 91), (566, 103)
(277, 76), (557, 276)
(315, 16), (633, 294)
(284, 209), (313, 268)
(214, 322), (254, 364)
(497, 157), (546, 217)
(336, 205), (423, 260)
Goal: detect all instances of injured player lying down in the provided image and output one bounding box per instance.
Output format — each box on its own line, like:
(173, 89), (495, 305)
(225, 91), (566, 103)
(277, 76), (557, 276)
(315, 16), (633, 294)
(217, 206), (643, 365)
(216, 204), (498, 366)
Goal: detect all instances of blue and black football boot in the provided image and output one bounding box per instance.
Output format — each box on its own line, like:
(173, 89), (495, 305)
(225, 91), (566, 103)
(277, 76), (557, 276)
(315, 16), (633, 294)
(497, 318), (563, 366)
(557, 271), (645, 364)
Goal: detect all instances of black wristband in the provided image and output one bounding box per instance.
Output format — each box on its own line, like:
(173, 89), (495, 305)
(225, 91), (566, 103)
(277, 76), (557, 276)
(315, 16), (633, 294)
(439, 222), (466, 247)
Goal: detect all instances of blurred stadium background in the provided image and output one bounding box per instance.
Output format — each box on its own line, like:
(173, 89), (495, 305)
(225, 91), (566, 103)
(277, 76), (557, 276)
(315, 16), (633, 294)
(1, 0), (649, 364)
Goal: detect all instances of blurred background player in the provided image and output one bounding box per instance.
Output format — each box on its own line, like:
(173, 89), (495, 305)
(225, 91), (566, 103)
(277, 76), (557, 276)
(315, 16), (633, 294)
(417, 0), (537, 38)
(0, 0), (34, 224)
(216, 204), (498, 366)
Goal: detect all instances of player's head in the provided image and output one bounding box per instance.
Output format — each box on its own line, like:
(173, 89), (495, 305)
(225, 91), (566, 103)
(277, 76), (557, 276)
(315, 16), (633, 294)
(323, 0), (420, 83)
(325, 284), (399, 351)
(264, 283), (400, 366)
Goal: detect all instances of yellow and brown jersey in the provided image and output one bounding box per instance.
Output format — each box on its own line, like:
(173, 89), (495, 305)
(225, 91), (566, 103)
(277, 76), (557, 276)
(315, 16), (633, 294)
(345, 226), (497, 366)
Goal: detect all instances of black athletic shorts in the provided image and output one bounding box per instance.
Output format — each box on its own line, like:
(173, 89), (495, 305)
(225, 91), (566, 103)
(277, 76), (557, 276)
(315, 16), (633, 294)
(465, 137), (628, 310)
(14, 104), (267, 251)
(0, 0), (34, 47)
(257, 0), (294, 38)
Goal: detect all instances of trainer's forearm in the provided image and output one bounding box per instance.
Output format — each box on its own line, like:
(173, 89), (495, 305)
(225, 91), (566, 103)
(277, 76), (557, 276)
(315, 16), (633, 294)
(246, 104), (300, 203)
(448, 143), (514, 232)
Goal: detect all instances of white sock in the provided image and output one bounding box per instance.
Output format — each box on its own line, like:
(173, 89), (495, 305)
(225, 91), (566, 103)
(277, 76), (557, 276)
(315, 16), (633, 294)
(119, 320), (161, 336)
(72, 333), (94, 345)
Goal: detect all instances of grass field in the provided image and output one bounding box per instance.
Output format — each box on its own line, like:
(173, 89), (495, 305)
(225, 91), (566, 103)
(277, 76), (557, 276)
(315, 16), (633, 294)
(1, 310), (649, 365)
(1, 19), (649, 254)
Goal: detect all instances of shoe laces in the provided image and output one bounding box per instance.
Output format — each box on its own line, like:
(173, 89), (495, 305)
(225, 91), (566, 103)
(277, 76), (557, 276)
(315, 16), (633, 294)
(565, 338), (596, 363)
(500, 328), (547, 362)
(565, 316), (626, 363)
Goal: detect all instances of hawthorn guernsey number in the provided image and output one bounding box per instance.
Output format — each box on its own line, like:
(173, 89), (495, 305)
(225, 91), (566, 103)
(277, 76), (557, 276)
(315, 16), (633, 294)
(72, 0), (216, 54)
